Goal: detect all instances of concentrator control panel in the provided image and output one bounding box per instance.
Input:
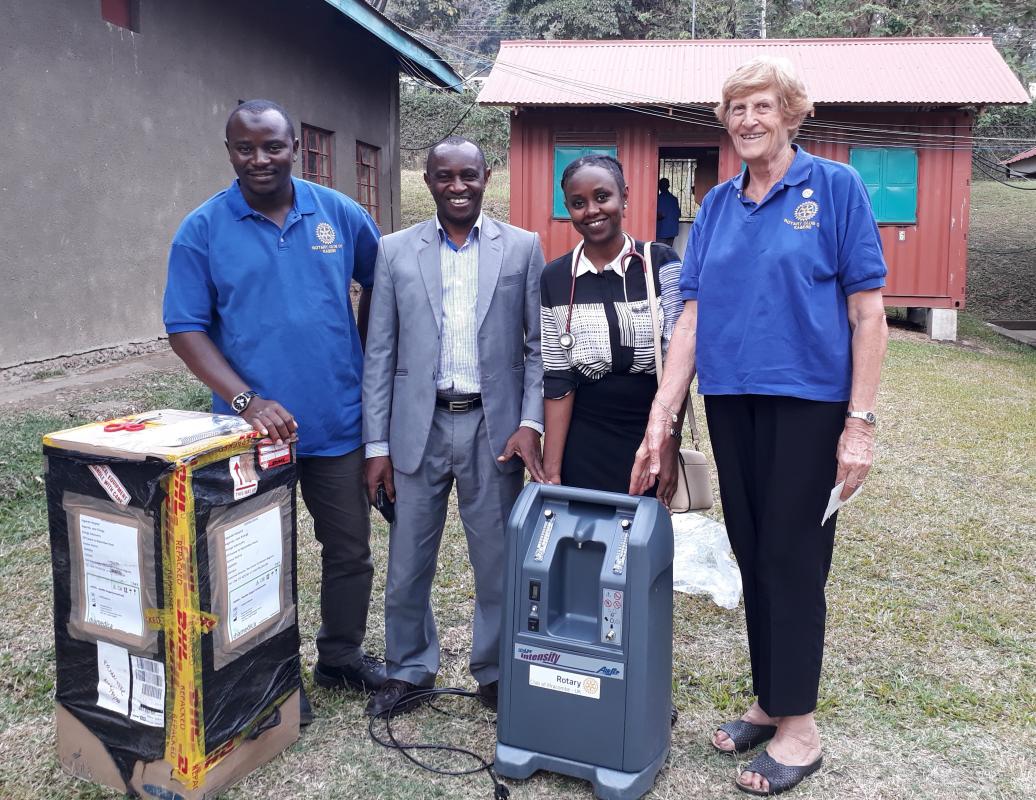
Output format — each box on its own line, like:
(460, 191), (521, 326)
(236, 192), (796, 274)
(601, 588), (623, 645)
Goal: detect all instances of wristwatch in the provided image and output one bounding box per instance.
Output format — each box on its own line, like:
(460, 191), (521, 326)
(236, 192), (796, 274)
(846, 410), (877, 426)
(231, 390), (258, 414)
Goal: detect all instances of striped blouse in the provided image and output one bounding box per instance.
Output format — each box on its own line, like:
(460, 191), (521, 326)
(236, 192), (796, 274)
(540, 239), (684, 400)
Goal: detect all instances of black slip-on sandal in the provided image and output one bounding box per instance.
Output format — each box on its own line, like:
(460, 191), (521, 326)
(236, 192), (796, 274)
(712, 719), (778, 754)
(735, 751), (823, 796)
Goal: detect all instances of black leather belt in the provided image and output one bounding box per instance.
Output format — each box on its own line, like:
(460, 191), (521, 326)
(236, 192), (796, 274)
(435, 394), (482, 412)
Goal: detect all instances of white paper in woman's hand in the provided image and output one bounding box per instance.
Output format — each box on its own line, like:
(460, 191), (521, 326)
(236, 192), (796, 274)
(821, 481), (864, 525)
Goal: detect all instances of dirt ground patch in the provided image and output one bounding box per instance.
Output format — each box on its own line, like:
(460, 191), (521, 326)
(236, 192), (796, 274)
(1, 347), (183, 415)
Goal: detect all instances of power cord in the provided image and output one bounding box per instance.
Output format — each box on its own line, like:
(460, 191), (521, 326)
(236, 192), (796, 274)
(367, 687), (510, 799)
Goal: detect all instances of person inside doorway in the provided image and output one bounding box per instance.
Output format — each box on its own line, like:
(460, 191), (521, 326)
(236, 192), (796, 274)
(656, 177), (681, 247)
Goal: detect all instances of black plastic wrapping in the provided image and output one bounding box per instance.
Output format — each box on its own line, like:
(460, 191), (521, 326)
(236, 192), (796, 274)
(44, 440), (299, 789)
(190, 454), (299, 751)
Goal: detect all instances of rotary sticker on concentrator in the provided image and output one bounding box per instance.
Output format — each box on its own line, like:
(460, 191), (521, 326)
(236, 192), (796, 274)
(528, 664), (601, 699)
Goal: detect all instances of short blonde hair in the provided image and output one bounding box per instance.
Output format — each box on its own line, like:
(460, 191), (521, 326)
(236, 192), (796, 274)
(714, 57), (813, 140)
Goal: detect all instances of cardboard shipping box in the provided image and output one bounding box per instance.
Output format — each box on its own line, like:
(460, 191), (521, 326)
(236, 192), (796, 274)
(44, 410), (301, 799)
(56, 689), (300, 800)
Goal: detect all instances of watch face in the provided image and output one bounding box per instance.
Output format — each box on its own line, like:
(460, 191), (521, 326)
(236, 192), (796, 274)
(232, 392), (254, 413)
(865, 412), (876, 425)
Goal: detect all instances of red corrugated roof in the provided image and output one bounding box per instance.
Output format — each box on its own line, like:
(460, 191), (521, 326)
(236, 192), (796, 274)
(1003, 145), (1036, 165)
(478, 38), (1030, 106)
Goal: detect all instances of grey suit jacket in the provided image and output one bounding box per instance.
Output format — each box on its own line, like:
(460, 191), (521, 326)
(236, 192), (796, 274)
(362, 215), (545, 476)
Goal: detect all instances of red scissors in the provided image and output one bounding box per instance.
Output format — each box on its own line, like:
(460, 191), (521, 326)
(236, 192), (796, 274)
(103, 412), (161, 433)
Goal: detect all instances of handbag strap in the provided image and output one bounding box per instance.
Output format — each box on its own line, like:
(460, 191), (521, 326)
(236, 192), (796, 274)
(642, 241), (701, 449)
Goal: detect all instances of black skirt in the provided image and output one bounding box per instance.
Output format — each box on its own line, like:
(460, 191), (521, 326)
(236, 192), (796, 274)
(561, 371), (658, 497)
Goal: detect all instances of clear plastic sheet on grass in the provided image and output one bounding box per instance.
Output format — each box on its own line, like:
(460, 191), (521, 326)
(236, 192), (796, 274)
(672, 513), (742, 610)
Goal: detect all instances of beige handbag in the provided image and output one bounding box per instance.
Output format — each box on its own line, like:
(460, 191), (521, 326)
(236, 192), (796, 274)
(642, 242), (714, 513)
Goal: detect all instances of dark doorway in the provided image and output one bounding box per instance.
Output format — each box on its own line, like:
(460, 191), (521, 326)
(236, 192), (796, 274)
(658, 147), (720, 221)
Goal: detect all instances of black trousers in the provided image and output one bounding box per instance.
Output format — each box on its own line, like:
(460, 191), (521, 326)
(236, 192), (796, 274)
(297, 446), (374, 668)
(704, 394), (847, 716)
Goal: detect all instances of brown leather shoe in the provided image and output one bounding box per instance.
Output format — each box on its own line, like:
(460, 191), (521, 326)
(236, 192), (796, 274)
(476, 681), (498, 712)
(365, 679), (423, 718)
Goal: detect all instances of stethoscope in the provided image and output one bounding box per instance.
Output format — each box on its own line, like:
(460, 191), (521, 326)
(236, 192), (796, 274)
(559, 233), (651, 351)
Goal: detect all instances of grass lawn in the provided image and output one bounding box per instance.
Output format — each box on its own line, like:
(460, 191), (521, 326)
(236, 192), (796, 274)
(1, 172), (1034, 800)
(966, 178), (1036, 321)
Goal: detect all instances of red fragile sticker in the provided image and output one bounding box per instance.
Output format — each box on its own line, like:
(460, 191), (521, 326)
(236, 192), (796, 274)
(88, 464), (131, 506)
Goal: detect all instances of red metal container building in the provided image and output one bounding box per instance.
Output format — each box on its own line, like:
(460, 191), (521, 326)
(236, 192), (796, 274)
(478, 38), (1030, 333)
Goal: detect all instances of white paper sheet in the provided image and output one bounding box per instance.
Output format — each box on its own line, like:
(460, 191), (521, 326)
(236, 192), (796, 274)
(224, 507), (283, 642)
(130, 654), (165, 727)
(80, 514), (143, 637)
(821, 480), (864, 525)
(96, 640), (130, 716)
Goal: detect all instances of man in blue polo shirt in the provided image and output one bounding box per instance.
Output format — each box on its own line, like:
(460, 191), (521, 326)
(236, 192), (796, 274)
(163, 99), (386, 722)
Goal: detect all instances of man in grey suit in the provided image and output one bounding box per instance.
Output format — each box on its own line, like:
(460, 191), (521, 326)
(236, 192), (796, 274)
(362, 136), (546, 717)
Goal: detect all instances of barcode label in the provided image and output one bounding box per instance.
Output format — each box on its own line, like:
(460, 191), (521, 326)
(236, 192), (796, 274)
(137, 681), (163, 700)
(134, 658), (162, 675)
(129, 655), (165, 727)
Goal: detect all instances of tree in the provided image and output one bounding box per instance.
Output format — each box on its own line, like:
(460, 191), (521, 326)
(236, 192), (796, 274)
(766, 0), (1036, 80)
(399, 83), (511, 167)
(372, 0), (464, 32)
(505, 0), (689, 39)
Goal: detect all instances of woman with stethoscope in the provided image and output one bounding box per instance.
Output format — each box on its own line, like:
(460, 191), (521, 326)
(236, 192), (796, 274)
(539, 154), (685, 505)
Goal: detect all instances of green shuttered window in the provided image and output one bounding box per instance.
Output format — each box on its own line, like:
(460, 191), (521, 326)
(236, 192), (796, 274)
(849, 147), (918, 224)
(553, 145), (618, 219)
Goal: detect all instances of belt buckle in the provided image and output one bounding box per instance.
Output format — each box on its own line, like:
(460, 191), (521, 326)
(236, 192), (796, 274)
(448, 398), (470, 412)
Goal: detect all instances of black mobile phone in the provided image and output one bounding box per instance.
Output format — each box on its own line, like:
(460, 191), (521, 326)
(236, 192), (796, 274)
(374, 483), (395, 524)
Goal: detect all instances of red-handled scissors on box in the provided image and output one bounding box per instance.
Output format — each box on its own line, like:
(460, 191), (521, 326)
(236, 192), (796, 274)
(103, 412), (161, 432)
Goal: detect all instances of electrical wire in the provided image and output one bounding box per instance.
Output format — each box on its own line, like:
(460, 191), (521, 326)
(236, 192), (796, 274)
(367, 688), (510, 800)
(398, 24), (1036, 151)
(399, 97), (482, 150)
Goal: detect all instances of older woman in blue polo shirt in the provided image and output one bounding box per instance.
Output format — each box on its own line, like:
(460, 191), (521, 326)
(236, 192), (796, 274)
(631, 58), (889, 796)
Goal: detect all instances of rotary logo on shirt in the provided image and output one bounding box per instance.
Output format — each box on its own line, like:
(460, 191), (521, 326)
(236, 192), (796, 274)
(785, 194), (820, 230)
(312, 221), (342, 254)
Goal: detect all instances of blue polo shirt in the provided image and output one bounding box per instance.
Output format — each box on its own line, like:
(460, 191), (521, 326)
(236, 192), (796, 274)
(680, 146), (886, 402)
(163, 178), (380, 456)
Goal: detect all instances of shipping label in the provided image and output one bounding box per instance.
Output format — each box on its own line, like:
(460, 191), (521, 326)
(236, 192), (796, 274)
(81, 514), (144, 637)
(130, 654), (165, 727)
(224, 506), (283, 642)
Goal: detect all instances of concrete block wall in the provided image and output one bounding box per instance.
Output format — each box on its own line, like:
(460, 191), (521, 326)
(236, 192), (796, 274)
(2, 0), (401, 367)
